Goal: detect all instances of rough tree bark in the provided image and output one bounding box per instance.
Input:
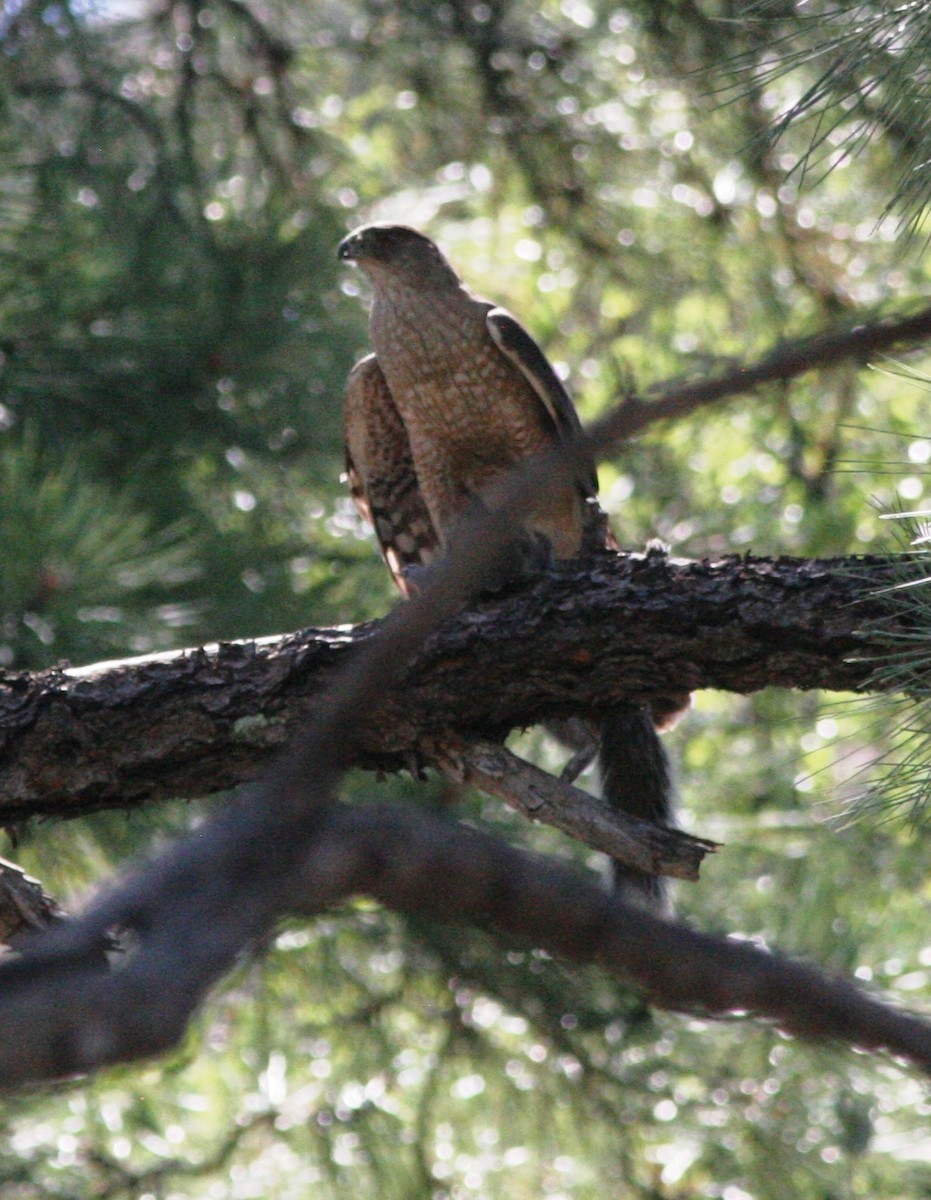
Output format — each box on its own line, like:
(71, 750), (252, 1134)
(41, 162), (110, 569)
(2, 301), (931, 1086)
(0, 549), (911, 822)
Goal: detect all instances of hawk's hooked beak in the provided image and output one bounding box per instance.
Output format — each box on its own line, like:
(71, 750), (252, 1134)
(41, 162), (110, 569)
(337, 233), (362, 262)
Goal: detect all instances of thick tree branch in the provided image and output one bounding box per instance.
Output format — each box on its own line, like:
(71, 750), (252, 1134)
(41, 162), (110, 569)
(1, 797), (929, 1088)
(0, 550), (913, 822)
(2, 307), (931, 1088)
(6, 294), (930, 825)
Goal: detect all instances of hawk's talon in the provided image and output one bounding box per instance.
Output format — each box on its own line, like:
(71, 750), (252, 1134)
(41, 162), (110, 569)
(475, 531), (556, 597)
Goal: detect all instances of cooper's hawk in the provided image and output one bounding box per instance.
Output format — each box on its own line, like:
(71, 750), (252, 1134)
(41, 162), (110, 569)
(339, 223), (676, 908)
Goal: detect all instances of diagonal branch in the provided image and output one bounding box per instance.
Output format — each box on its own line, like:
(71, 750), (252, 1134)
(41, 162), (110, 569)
(0, 859), (65, 946)
(2, 302), (931, 1089)
(1, 798), (929, 1088)
(592, 300), (931, 450)
(436, 736), (717, 881)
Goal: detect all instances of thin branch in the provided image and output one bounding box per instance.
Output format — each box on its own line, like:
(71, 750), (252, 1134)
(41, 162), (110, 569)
(591, 301), (931, 452)
(436, 736), (717, 881)
(0, 858), (64, 946)
(0, 429), (577, 1085)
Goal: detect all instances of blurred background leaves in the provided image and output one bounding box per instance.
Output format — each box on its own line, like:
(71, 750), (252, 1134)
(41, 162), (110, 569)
(2, 0), (931, 1196)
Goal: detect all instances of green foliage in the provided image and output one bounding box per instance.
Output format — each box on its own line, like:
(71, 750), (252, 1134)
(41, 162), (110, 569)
(724, 0), (931, 239)
(841, 489), (931, 827)
(0, 432), (198, 666)
(2, 0), (931, 1196)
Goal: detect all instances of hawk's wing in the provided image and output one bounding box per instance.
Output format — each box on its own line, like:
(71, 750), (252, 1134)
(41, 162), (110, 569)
(343, 354), (439, 596)
(485, 307), (599, 498)
(486, 307), (619, 552)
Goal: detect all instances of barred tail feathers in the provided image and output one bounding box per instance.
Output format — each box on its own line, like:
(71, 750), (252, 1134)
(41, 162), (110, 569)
(599, 705), (676, 912)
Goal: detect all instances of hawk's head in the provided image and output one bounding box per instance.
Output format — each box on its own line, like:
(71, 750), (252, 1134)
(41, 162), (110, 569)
(338, 224), (459, 288)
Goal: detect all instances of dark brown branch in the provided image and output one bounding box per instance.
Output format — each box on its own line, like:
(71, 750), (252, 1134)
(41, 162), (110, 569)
(591, 301), (931, 449)
(1, 799), (929, 1088)
(6, 295), (931, 822)
(316, 806), (931, 1069)
(0, 551), (912, 822)
(1, 326), (929, 1087)
(0, 454), (543, 1085)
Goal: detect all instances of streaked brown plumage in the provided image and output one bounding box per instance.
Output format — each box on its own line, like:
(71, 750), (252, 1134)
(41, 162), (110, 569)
(343, 353), (439, 594)
(340, 224), (615, 572)
(339, 224), (676, 909)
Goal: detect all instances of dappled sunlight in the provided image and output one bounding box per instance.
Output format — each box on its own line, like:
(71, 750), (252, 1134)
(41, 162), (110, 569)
(2, 0), (931, 1195)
